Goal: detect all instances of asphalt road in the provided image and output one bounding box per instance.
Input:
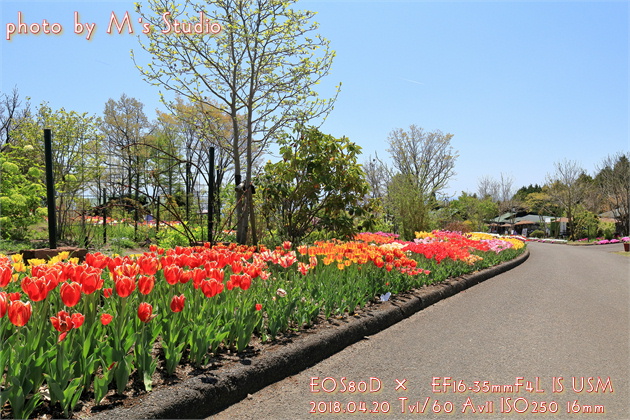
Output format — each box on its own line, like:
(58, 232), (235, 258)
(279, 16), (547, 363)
(209, 242), (629, 419)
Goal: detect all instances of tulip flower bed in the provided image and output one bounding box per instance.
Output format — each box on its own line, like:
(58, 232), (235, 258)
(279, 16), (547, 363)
(0, 231), (524, 418)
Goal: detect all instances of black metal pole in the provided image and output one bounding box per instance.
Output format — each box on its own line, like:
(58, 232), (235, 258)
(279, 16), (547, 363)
(185, 161), (191, 221)
(208, 147), (215, 244)
(156, 195), (160, 233)
(102, 188), (107, 245)
(44, 129), (57, 249)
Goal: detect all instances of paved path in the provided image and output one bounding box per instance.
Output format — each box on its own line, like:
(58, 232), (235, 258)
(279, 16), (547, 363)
(210, 242), (629, 419)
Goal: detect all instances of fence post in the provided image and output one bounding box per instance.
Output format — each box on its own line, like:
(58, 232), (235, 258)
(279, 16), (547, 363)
(208, 147), (215, 243)
(44, 129), (57, 249)
(101, 188), (107, 244)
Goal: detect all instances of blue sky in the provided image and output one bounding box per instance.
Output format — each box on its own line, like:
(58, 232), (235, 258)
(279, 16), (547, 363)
(1, 0), (627, 197)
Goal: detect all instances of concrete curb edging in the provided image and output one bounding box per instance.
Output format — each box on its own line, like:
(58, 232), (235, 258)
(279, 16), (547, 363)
(93, 250), (530, 419)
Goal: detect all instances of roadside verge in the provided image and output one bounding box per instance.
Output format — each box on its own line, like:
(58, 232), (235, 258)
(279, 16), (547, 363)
(91, 250), (530, 419)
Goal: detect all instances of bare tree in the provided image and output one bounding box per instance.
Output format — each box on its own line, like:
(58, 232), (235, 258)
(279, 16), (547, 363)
(0, 87), (28, 151)
(384, 125), (457, 234)
(386, 125), (457, 198)
(477, 175), (500, 201)
(102, 94), (154, 239)
(546, 159), (588, 239)
(596, 152), (630, 236)
(363, 154), (389, 201)
(134, 0), (339, 244)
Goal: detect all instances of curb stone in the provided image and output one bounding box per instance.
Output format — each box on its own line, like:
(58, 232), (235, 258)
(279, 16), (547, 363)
(90, 250), (530, 420)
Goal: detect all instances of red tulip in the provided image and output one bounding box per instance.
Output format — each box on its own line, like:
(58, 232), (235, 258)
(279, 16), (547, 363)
(100, 313), (113, 326)
(207, 268), (224, 283)
(78, 267), (104, 295)
(230, 260), (243, 274)
(179, 270), (193, 284)
(71, 312), (85, 328)
(226, 279), (234, 291)
(0, 264), (12, 287)
(0, 292), (8, 318)
(8, 300), (32, 327)
(200, 279), (223, 298)
(298, 262), (309, 276)
(244, 263), (261, 279)
(191, 268), (207, 289)
(163, 265), (182, 285)
(107, 256), (122, 274)
(85, 252), (109, 269)
(170, 294), (185, 312)
(50, 310), (73, 333)
(137, 302), (156, 323)
(115, 276), (136, 298)
(60, 282), (82, 307)
(21, 276), (49, 302)
(137, 275), (155, 295)
(239, 274), (252, 291)
(138, 255), (159, 275)
(118, 262), (140, 278)
(255, 303), (262, 311)
(103, 287), (113, 298)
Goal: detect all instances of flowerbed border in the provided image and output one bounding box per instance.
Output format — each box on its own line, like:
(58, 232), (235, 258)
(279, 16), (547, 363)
(90, 249), (530, 420)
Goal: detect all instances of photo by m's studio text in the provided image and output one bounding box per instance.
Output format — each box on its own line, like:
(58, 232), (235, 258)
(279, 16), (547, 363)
(5, 11), (222, 41)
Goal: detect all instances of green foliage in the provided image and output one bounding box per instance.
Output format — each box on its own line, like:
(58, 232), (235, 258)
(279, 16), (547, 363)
(448, 192), (498, 232)
(386, 173), (428, 240)
(0, 147), (46, 240)
(156, 224), (202, 249)
(598, 220), (616, 240)
(257, 127), (369, 244)
(8, 102), (102, 243)
(573, 205), (599, 239)
(514, 184), (543, 202)
(529, 230), (545, 238)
